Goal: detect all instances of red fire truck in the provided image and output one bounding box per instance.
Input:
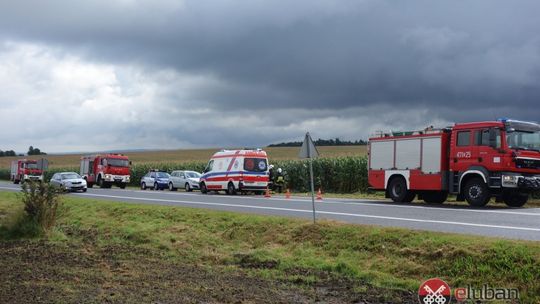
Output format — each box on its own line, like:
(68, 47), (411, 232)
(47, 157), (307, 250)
(10, 159), (45, 184)
(80, 154), (131, 189)
(368, 119), (540, 207)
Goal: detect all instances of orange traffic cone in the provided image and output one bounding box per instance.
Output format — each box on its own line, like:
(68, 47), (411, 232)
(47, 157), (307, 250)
(316, 188), (323, 200)
(285, 189), (291, 199)
(264, 187), (271, 198)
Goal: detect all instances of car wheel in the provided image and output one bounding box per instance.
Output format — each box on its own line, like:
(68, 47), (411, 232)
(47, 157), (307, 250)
(463, 177), (490, 207)
(83, 188), (87, 193)
(141, 182), (147, 190)
(227, 182), (236, 195)
(154, 182), (159, 191)
(200, 182), (208, 194)
(169, 182), (176, 191)
(503, 192), (528, 207)
(388, 177), (414, 202)
(185, 183), (192, 192)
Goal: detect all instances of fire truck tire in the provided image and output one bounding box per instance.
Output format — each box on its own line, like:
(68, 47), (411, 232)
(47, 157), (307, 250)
(14, 179), (19, 184)
(227, 182), (237, 195)
(119, 184), (126, 189)
(200, 182), (208, 194)
(87, 183), (93, 188)
(463, 177), (490, 207)
(423, 191), (448, 204)
(503, 192), (528, 207)
(388, 177), (414, 202)
(98, 176), (111, 188)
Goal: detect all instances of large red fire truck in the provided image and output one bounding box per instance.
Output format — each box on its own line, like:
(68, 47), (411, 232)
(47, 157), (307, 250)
(368, 119), (540, 207)
(80, 154), (131, 189)
(10, 159), (45, 184)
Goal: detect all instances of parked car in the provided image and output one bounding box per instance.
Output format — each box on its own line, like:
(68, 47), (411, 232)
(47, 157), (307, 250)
(169, 170), (201, 191)
(50, 172), (87, 192)
(140, 170), (170, 190)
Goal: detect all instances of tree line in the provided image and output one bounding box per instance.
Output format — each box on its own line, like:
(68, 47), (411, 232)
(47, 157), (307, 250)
(268, 138), (367, 147)
(0, 146), (46, 157)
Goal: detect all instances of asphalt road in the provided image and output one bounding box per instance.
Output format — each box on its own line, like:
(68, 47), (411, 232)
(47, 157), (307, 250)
(1, 181), (539, 241)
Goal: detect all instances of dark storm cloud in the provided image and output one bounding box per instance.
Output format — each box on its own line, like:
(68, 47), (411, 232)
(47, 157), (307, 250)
(2, 0), (540, 119)
(1, 0), (540, 152)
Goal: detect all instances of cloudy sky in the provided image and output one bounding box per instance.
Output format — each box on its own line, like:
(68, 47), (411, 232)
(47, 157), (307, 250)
(1, 0), (539, 153)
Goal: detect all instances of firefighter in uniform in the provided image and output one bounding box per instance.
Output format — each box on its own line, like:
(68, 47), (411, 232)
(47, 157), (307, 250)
(274, 168), (285, 193)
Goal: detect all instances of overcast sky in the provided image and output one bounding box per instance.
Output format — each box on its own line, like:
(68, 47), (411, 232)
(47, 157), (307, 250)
(1, 0), (539, 153)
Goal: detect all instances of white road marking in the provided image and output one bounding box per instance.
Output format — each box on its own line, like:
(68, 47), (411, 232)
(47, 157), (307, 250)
(87, 187), (540, 217)
(3, 184), (540, 217)
(75, 193), (540, 232)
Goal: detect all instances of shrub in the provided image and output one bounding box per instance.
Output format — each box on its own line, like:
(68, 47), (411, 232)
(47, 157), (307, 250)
(20, 182), (61, 234)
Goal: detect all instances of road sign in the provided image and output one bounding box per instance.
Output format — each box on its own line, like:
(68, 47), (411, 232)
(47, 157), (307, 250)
(299, 132), (319, 159)
(299, 132), (318, 223)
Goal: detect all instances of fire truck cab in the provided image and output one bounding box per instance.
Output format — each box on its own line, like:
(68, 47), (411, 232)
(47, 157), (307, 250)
(368, 119), (540, 207)
(80, 154), (131, 189)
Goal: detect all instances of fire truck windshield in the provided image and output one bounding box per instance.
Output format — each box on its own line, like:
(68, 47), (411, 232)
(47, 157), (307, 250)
(24, 163), (38, 169)
(506, 130), (540, 152)
(106, 158), (129, 167)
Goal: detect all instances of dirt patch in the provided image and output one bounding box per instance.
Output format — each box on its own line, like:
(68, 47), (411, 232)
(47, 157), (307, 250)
(0, 240), (417, 303)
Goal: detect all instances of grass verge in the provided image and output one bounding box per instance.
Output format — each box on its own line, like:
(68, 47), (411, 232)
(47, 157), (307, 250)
(1, 191), (539, 303)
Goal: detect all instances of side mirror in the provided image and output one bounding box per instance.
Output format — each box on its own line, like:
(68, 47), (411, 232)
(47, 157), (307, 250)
(489, 129), (498, 148)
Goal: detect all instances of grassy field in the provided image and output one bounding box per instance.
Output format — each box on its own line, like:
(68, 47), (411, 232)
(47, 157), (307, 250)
(0, 146), (367, 168)
(1, 192), (538, 303)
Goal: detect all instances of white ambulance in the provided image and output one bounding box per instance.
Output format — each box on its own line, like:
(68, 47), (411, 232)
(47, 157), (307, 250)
(199, 149), (270, 195)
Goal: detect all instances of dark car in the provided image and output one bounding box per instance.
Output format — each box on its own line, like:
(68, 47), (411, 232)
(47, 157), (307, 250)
(140, 170), (170, 190)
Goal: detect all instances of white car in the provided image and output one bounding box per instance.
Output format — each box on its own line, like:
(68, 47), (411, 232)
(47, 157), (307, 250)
(169, 170), (201, 192)
(50, 172), (87, 192)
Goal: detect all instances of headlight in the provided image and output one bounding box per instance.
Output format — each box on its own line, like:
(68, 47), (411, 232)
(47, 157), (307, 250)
(502, 175), (519, 187)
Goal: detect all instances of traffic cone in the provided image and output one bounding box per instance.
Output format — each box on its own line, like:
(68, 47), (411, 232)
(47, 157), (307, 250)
(285, 189), (291, 199)
(264, 187), (271, 198)
(316, 188), (323, 200)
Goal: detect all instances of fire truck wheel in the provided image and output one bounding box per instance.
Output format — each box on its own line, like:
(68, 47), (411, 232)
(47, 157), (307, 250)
(87, 183), (93, 188)
(200, 182), (208, 194)
(388, 177), (413, 202)
(141, 182), (147, 190)
(98, 176), (109, 188)
(464, 177), (490, 207)
(227, 182), (237, 195)
(119, 184), (126, 189)
(503, 192), (528, 207)
(423, 192), (448, 204)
